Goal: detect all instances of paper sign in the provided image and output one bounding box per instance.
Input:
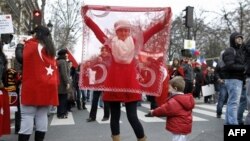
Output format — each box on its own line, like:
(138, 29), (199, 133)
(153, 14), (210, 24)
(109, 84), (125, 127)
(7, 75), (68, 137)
(202, 84), (215, 97)
(184, 39), (196, 50)
(0, 14), (14, 34)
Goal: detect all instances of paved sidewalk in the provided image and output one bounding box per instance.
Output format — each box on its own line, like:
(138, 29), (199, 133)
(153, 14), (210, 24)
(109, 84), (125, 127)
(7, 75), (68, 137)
(194, 95), (217, 105)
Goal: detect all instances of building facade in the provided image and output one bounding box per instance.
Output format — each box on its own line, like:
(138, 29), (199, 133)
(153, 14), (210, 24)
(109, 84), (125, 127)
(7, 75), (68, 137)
(0, 0), (41, 35)
(0, 0), (45, 69)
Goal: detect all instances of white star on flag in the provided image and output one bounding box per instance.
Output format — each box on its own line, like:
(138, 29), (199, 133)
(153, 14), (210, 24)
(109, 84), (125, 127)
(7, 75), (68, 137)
(46, 65), (54, 76)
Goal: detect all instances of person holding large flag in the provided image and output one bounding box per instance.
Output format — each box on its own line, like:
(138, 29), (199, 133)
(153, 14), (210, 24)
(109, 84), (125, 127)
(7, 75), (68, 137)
(83, 5), (171, 141)
(15, 25), (58, 141)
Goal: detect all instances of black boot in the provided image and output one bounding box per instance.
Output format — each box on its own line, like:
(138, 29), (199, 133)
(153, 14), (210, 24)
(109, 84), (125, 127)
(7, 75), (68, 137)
(82, 102), (87, 110)
(18, 134), (30, 141)
(76, 100), (81, 110)
(35, 131), (45, 141)
(15, 111), (21, 134)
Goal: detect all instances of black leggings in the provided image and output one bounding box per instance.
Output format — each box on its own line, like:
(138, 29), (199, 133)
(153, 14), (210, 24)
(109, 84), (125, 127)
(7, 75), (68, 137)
(109, 101), (145, 138)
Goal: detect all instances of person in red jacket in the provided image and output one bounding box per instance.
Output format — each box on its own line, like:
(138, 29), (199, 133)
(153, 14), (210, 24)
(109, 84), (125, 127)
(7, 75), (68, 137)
(168, 58), (184, 80)
(83, 7), (171, 141)
(147, 76), (195, 141)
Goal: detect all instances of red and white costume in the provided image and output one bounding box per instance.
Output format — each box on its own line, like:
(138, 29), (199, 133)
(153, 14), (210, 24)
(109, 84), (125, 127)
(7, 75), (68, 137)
(84, 15), (168, 102)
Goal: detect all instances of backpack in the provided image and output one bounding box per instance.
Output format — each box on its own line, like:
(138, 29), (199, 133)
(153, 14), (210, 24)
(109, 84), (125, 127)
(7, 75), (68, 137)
(217, 47), (236, 68)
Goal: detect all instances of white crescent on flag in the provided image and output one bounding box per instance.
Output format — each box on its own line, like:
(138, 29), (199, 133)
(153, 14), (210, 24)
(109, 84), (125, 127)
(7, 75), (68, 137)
(38, 43), (44, 62)
(93, 64), (108, 84)
(139, 67), (156, 87)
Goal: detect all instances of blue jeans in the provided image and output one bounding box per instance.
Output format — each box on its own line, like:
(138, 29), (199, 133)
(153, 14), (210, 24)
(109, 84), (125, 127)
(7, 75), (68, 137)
(245, 78), (250, 125)
(79, 90), (87, 102)
(224, 79), (243, 125)
(216, 82), (228, 116)
(237, 86), (247, 124)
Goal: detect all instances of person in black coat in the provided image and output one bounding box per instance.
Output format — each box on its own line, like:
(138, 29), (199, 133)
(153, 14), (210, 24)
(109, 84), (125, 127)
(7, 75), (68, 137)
(222, 32), (245, 125)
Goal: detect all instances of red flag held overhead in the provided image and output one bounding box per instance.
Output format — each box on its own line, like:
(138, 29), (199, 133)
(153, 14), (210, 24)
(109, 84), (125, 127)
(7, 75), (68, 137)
(66, 48), (78, 68)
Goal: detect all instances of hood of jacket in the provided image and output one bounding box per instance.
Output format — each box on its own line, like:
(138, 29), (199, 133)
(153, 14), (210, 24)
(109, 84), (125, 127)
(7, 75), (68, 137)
(171, 93), (195, 111)
(230, 32), (243, 49)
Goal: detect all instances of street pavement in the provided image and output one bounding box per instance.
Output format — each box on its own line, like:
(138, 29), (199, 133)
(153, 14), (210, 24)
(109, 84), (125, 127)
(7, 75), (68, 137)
(1, 98), (246, 141)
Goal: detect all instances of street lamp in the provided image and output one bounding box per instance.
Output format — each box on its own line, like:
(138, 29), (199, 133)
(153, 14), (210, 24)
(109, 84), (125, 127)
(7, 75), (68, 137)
(47, 20), (53, 32)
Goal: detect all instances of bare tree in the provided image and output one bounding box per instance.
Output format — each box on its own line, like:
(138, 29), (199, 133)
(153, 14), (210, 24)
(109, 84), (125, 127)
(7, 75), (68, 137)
(208, 0), (250, 39)
(47, 0), (250, 65)
(169, 16), (186, 61)
(41, 0), (46, 24)
(168, 0), (250, 66)
(49, 0), (82, 51)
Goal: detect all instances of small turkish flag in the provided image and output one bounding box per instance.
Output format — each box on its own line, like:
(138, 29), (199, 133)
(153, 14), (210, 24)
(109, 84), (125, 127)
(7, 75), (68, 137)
(66, 48), (78, 68)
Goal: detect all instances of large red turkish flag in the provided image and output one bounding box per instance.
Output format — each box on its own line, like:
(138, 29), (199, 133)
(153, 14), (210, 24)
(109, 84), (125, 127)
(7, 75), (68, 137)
(21, 38), (58, 106)
(80, 5), (172, 97)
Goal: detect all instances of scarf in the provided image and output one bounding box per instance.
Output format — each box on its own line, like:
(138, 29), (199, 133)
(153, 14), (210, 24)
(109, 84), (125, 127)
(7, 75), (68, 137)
(111, 36), (135, 64)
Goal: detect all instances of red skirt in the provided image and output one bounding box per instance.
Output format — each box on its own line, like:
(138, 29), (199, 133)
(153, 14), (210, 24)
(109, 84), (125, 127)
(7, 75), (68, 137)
(102, 91), (141, 102)
(103, 60), (141, 102)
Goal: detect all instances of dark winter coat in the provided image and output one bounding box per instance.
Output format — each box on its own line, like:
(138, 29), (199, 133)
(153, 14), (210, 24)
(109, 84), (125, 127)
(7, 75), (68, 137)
(57, 58), (70, 94)
(222, 32), (245, 81)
